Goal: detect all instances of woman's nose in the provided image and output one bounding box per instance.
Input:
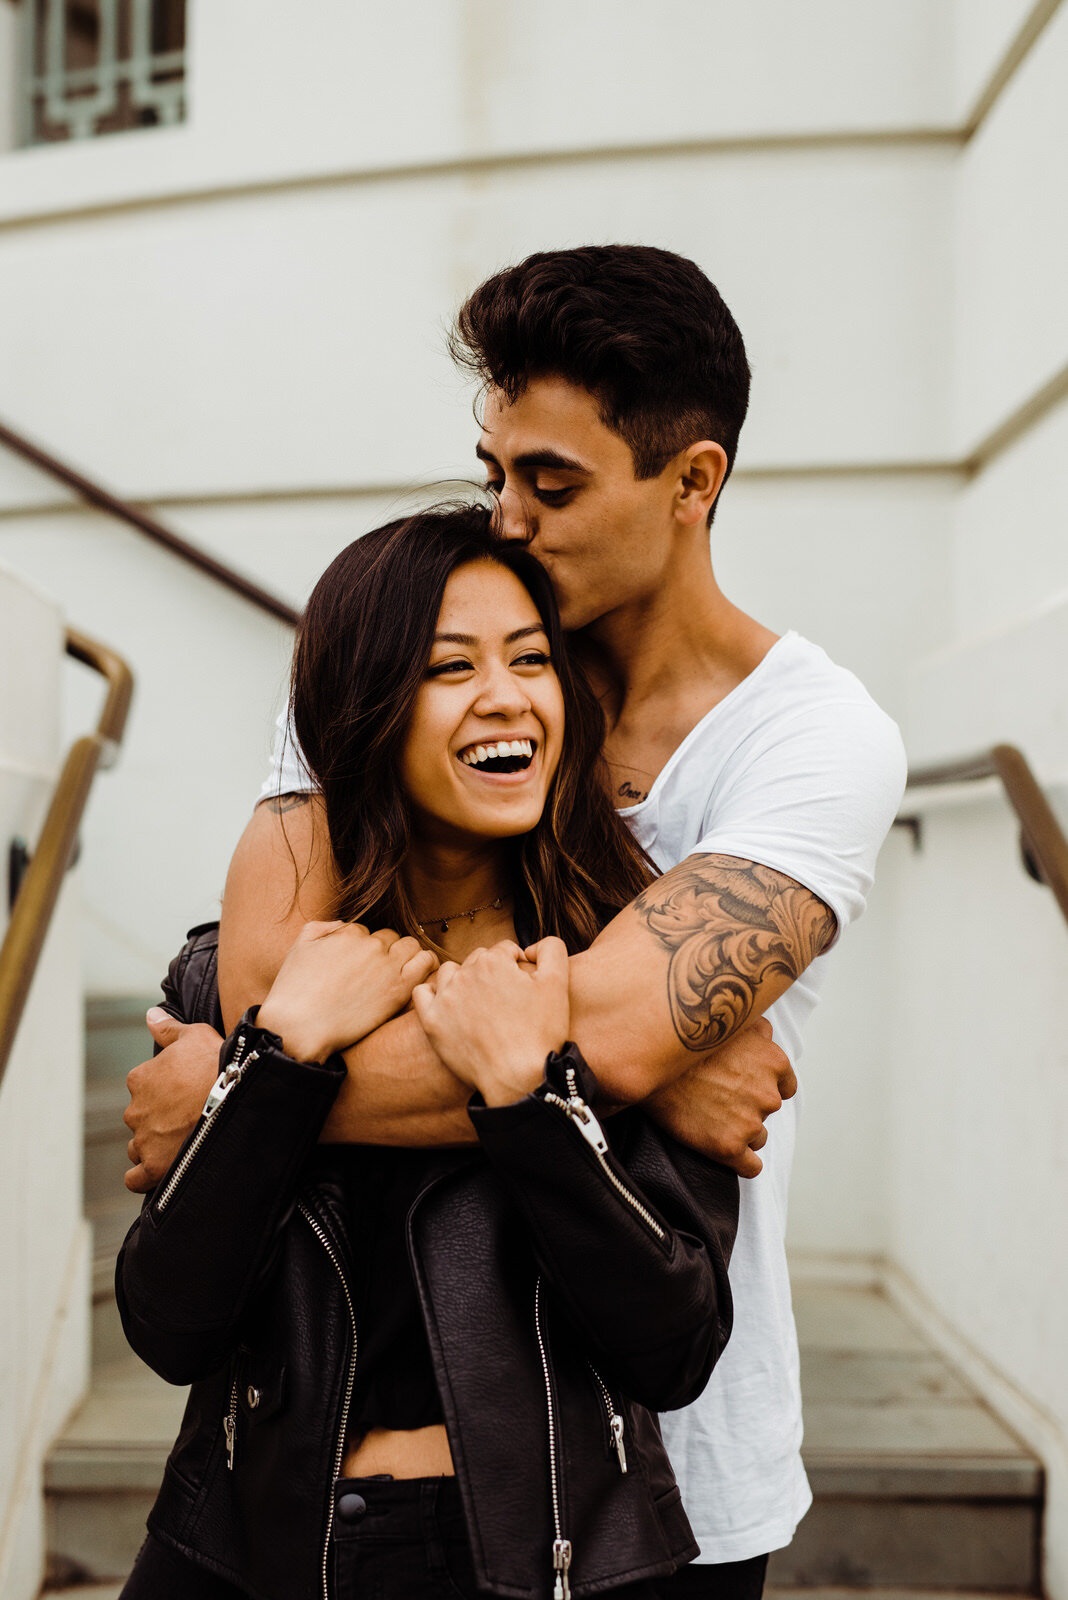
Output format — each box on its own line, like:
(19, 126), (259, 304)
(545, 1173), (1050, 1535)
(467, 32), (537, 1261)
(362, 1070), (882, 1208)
(474, 663), (532, 716)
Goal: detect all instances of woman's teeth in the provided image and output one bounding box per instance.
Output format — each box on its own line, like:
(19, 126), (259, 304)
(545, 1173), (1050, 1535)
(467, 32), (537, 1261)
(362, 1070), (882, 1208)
(460, 739), (535, 770)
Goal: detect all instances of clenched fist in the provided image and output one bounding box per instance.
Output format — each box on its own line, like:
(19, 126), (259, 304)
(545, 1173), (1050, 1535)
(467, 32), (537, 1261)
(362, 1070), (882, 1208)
(258, 922), (438, 1063)
(412, 937), (570, 1106)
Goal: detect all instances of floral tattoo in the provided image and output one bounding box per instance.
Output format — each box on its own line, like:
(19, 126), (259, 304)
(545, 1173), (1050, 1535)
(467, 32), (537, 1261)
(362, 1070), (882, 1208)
(634, 855), (836, 1050)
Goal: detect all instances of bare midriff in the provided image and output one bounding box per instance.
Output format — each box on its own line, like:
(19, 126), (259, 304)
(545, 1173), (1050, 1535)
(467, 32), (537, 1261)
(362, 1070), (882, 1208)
(342, 1424), (455, 1478)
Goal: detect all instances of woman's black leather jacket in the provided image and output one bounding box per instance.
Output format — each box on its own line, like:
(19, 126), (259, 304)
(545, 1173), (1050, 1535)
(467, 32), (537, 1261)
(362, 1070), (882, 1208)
(116, 925), (739, 1600)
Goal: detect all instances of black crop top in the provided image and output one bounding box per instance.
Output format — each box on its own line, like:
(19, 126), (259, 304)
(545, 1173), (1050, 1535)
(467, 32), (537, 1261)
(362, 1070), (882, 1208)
(342, 1144), (444, 1431)
(343, 891), (539, 1434)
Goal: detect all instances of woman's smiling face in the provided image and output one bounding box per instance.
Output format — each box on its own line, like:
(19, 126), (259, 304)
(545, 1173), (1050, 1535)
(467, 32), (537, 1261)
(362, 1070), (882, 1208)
(400, 559), (565, 843)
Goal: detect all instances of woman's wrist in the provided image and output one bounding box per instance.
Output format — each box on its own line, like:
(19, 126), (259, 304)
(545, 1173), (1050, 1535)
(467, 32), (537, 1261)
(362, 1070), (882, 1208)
(254, 999), (333, 1065)
(474, 1051), (555, 1108)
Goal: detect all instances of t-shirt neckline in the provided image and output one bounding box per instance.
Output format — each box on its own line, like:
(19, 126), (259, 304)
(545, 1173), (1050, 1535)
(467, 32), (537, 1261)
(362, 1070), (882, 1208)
(615, 630), (798, 818)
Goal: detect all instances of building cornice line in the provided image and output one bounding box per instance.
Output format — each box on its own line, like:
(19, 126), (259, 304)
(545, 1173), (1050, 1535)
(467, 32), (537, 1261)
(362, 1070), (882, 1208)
(0, 0), (1059, 234)
(0, 462), (967, 523)
(962, 0), (1064, 140)
(0, 126), (961, 236)
(3, 360), (1064, 524)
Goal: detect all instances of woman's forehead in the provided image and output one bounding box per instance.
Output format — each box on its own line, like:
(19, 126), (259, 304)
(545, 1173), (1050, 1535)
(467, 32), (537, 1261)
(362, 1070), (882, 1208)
(434, 561), (545, 640)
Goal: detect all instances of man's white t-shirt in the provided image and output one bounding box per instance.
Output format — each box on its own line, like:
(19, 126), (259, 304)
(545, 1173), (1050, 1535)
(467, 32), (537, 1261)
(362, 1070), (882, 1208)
(259, 630), (907, 1562)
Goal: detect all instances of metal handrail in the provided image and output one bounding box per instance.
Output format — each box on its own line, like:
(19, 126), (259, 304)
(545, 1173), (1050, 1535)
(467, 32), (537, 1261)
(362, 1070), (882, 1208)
(899, 743), (1068, 927)
(0, 418), (300, 627)
(0, 627), (134, 1087)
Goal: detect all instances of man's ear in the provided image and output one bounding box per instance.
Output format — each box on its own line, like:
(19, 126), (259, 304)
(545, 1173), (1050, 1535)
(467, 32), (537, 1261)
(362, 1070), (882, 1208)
(675, 441), (729, 527)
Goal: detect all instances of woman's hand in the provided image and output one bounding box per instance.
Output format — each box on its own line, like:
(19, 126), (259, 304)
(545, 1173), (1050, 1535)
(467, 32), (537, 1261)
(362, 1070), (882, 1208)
(411, 937), (570, 1107)
(257, 922), (438, 1063)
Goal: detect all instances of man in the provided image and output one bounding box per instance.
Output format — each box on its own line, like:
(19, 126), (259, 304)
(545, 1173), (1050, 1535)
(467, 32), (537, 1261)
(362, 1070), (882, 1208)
(125, 245), (906, 1596)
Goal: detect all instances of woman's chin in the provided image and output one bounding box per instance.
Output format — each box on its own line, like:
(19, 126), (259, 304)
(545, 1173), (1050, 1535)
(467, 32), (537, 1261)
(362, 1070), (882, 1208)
(442, 792), (548, 841)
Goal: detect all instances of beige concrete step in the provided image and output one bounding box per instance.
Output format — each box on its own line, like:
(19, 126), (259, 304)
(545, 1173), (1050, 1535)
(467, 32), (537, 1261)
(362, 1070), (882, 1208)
(45, 1351), (187, 1584)
(84, 1083), (137, 1214)
(40, 1585), (126, 1598)
(768, 1286), (1042, 1591)
(768, 1591), (1038, 1600)
(86, 997), (155, 1087)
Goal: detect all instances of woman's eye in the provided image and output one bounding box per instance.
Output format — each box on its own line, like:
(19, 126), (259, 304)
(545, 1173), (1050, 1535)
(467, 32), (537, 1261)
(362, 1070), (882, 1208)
(427, 659), (472, 678)
(514, 651), (551, 668)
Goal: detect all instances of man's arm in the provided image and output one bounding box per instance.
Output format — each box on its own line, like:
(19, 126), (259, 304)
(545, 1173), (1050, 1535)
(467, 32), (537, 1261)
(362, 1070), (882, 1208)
(125, 815), (810, 1187)
(567, 853), (835, 1100)
(220, 808), (818, 1131)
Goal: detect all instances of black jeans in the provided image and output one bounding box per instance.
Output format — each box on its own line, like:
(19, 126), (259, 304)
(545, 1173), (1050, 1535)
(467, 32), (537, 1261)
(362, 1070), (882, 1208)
(120, 1477), (768, 1599)
(655, 1552), (768, 1599)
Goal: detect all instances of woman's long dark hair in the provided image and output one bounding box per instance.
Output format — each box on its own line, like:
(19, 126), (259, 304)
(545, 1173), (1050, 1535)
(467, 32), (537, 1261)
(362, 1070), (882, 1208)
(291, 502), (654, 951)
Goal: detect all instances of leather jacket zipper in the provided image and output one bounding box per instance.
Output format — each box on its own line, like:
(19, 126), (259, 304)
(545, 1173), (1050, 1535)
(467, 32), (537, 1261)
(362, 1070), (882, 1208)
(223, 1375), (239, 1470)
(544, 1067), (667, 1244)
(588, 1363), (627, 1473)
(534, 1276), (572, 1600)
(298, 1201), (358, 1600)
(155, 1031), (260, 1213)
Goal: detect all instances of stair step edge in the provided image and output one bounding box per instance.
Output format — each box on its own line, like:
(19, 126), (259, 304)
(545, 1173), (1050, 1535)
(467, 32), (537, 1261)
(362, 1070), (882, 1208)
(804, 1454), (1043, 1499)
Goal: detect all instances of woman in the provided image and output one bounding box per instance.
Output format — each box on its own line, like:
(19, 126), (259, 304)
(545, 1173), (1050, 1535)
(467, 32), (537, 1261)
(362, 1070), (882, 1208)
(116, 504), (738, 1600)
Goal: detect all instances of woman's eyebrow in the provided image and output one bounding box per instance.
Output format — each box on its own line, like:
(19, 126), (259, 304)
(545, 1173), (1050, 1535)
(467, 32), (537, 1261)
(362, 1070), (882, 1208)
(432, 625), (548, 647)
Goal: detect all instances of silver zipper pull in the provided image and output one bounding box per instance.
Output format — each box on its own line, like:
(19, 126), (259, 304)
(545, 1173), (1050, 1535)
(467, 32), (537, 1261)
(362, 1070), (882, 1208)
(610, 1412), (628, 1473)
(201, 1050), (258, 1118)
(223, 1413), (236, 1471)
(552, 1538), (572, 1600)
(569, 1101), (609, 1156)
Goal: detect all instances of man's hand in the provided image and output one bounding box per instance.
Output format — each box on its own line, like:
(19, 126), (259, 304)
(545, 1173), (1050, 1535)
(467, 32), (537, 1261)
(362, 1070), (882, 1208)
(644, 1018), (796, 1179)
(123, 1010), (223, 1193)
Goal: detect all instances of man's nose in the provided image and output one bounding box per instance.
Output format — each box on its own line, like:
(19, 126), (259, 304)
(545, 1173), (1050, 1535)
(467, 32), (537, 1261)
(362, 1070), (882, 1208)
(496, 483), (534, 545)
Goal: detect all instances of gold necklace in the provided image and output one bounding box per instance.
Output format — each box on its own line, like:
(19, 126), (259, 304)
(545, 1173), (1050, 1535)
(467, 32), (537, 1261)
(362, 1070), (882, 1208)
(416, 895), (504, 934)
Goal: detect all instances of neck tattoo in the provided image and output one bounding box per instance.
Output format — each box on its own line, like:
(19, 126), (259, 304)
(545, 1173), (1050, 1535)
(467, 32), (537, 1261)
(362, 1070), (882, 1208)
(416, 894), (504, 935)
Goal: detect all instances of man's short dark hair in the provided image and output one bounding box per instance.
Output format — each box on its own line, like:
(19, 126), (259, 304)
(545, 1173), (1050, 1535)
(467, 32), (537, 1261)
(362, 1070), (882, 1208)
(451, 244), (751, 508)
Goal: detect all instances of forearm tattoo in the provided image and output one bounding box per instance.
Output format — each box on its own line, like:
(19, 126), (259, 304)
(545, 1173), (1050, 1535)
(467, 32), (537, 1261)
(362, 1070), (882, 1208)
(634, 855), (836, 1051)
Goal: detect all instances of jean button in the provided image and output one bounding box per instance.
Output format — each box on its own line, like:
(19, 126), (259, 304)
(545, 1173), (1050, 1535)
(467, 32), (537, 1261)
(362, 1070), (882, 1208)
(337, 1492), (367, 1521)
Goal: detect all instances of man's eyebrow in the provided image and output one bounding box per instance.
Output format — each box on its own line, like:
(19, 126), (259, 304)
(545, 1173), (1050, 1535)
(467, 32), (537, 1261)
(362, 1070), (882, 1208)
(515, 449), (590, 474)
(475, 441), (590, 475)
(432, 624), (548, 647)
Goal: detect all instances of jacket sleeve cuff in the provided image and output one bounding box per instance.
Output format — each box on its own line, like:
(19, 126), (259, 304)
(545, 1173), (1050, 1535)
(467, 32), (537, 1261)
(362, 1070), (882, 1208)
(466, 1041), (595, 1134)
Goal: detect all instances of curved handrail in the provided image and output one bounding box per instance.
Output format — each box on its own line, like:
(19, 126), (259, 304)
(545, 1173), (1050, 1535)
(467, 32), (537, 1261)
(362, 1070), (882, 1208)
(0, 628), (135, 1087)
(0, 417), (300, 627)
(899, 743), (1068, 928)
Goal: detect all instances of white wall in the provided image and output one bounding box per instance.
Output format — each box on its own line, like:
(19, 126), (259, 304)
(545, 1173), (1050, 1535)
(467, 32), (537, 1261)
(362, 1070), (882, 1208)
(886, 7), (1068, 1595)
(0, 566), (89, 1600)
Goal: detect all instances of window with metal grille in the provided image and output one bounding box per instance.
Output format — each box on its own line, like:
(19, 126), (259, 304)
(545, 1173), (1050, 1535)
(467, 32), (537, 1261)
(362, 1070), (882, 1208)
(19, 0), (186, 146)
